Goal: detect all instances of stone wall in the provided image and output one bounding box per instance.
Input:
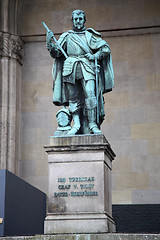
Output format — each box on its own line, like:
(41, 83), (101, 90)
(105, 33), (160, 204)
(1, 0), (160, 204)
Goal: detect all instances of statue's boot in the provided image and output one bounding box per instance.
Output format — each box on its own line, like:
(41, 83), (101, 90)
(88, 109), (102, 134)
(68, 113), (80, 135)
(86, 97), (102, 134)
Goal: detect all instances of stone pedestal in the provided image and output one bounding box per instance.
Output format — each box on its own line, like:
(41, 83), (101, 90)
(44, 134), (116, 234)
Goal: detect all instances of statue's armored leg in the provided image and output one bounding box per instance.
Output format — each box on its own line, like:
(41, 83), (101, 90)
(68, 100), (81, 135)
(85, 97), (102, 134)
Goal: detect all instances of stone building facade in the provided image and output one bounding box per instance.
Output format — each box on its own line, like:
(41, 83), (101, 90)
(0, 0), (160, 204)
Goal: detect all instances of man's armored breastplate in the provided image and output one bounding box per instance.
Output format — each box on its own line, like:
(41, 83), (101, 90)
(63, 33), (95, 81)
(66, 34), (86, 56)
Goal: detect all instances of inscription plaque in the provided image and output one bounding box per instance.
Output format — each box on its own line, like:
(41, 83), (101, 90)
(54, 176), (98, 198)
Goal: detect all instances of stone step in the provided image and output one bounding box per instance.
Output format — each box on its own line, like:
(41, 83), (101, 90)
(0, 234), (160, 240)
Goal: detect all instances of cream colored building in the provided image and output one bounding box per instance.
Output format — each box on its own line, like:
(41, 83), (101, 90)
(0, 0), (160, 204)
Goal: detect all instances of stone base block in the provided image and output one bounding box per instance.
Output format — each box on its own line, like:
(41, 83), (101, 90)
(44, 134), (116, 234)
(44, 213), (116, 234)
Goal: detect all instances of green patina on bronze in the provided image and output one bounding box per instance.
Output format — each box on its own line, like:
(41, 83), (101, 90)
(44, 10), (114, 136)
(54, 107), (71, 136)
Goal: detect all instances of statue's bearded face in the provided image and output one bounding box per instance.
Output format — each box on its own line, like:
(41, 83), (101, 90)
(72, 13), (85, 30)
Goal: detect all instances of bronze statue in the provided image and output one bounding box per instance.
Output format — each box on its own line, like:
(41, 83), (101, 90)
(44, 10), (114, 135)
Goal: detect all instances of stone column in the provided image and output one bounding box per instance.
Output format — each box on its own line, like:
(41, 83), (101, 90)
(0, 32), (24, 174)
(44, 134), (116, 234)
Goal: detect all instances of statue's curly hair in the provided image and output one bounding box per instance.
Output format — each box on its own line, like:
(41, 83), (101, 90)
(71, 10), (86, 23)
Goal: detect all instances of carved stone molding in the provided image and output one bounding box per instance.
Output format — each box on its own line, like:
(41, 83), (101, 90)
(0, 32), (24, 65)
(0, 32), (4, 56)
(10, 35), (24, 64)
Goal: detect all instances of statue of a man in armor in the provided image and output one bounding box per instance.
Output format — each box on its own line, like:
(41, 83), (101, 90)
(46, 10), (114, 135)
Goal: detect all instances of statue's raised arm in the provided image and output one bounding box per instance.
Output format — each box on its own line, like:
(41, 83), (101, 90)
(42, 21), (68, 59)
